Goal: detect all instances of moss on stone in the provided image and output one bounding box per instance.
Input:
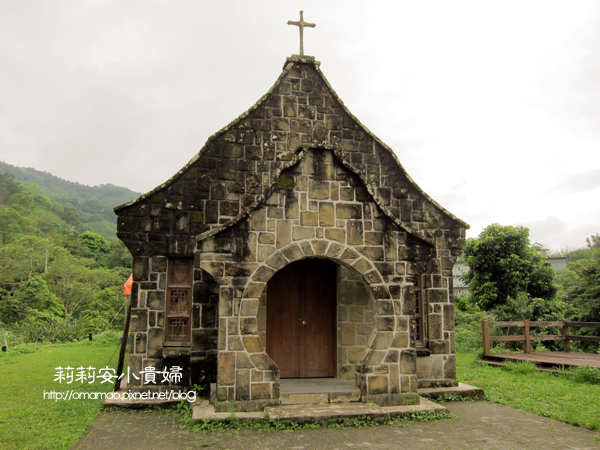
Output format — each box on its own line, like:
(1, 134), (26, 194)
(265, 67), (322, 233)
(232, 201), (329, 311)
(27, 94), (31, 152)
(276, 174), (295, 191)
(190, 211), (204, 223)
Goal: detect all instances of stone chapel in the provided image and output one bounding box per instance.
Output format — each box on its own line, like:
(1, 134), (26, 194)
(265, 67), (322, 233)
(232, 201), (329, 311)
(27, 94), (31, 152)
(115, 52), (469, 412)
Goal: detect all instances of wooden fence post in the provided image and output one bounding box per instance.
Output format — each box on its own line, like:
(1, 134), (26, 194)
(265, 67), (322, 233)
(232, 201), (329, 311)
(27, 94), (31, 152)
(524, 320), (531, 353)
(562, 322), (570, 353)
(482, 320), (490, 356)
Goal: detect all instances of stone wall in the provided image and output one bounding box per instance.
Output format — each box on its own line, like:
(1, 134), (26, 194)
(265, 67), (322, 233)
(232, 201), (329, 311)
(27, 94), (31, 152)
(337, 265), (375, 380)
(115, 55), (468, 409)
(197, 147), (438, 411)
(127, 256), (219, 391)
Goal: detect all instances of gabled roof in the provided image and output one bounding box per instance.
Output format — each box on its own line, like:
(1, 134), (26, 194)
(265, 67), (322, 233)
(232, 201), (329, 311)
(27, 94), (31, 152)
(115, 55), (468, 247)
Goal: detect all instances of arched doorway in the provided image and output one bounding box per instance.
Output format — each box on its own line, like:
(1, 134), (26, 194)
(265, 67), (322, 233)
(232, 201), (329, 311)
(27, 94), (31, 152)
(266, 258), (337, 378)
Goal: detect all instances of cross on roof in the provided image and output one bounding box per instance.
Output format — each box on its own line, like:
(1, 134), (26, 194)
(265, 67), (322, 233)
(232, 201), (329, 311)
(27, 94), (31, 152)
(287, 10), (316, 56)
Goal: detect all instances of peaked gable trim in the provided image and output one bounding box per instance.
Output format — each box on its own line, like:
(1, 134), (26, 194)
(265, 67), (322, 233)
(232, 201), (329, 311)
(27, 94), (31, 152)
(115, 55), (467, 233)
(195, 146), (434, 246)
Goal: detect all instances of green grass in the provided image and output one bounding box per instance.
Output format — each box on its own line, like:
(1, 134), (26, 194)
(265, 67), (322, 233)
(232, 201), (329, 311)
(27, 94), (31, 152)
(457, 351), (600, 431)
(0, 335), (124, 450)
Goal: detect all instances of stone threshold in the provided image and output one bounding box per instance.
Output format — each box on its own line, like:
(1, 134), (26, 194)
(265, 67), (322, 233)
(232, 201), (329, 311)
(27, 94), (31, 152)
(192, 397), (447, 424)
(417, 382), (485, 401)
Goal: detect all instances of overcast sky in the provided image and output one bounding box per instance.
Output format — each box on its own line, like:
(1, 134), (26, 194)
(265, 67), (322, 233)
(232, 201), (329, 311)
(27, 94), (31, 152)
(1, 1), (599, 251)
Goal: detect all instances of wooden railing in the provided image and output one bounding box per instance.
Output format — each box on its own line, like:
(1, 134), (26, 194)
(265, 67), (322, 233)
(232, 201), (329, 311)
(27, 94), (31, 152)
(482, 320), (600, 356)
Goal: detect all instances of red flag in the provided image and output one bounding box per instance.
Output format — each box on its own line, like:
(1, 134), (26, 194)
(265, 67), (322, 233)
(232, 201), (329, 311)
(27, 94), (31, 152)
(123, 274), (133, 296)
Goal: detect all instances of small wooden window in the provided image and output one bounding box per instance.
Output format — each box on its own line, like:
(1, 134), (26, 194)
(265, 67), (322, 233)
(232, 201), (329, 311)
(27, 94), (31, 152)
(414, 276), (424, 346)
(165, 258), (192, 344)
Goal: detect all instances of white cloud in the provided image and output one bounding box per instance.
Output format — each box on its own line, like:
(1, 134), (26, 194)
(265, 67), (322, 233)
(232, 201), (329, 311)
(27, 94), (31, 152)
(0, 0), (599, 250)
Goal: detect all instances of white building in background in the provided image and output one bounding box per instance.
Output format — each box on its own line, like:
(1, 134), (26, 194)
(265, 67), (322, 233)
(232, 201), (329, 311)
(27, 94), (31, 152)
(547, 257), (567, 271)
(452, 257), (469, 296)
(452, 256), (568, 296)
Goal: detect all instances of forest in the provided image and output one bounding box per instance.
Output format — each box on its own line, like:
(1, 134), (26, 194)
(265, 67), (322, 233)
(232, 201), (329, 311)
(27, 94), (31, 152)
(456, 224), (600, 353)
(0, 169), (137, 346)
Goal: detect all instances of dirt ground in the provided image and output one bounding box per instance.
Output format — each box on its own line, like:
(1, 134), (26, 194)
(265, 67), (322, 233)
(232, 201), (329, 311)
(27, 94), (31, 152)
(73, 401), (600, 450)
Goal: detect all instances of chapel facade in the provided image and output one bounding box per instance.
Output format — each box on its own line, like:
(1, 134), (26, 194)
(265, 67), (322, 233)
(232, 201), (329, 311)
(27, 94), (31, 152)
(115, 54), (468, 412)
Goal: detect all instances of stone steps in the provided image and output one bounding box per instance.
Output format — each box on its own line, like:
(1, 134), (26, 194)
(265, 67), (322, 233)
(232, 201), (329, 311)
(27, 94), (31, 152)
(192, 396), (448, 424)
(417, 382), (485, 401)
(280, 390), (361, 405)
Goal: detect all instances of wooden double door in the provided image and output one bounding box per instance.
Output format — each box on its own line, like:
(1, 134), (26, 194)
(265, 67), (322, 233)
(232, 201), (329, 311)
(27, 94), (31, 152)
(266, 259), (337, 378)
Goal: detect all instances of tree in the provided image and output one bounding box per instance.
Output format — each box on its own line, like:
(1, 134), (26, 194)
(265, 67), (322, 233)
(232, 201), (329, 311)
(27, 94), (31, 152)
(462, 224), (560, 316)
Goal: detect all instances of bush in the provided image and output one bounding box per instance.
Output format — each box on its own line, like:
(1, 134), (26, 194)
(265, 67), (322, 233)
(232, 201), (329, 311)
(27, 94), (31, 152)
(571, 366), (600, 385)
(454, 296), (488, 354)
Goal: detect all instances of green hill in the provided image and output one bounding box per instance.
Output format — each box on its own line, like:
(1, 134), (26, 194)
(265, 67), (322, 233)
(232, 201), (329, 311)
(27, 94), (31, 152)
(0, 161), (141, 240)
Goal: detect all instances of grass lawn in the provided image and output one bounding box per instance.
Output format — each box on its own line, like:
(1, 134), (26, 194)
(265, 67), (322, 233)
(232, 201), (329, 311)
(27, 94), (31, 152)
(0, 335), (124, 450)
(457, 351), (600, 431)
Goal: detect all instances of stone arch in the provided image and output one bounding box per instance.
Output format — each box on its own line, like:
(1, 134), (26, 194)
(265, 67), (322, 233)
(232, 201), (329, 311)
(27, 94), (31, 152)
(242, 239), (391, 303)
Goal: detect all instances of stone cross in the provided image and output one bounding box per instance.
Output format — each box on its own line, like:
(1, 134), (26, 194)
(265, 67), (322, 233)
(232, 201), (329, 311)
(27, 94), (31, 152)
(288, 10), (316, 56)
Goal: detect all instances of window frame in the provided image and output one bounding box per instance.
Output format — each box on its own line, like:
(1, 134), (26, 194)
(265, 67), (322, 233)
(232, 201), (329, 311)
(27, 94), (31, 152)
(164, 257), (193, 346)
(414, 275), (425, 347)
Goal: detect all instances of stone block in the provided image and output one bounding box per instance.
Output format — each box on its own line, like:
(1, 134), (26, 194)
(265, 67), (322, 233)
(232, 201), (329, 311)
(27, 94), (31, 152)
(428, 288), (448, 303)
(218, 352), (236, 386)
(300, 241), (315, 257)
(300, 210), (318, 226)
(283, 97), (296, 117)
(336, 203), (362, 219)
(443, 304), (455, 331)
(401, 286), (416, 315)
(444, 355), (456, 379)
(147, 328), (163, 358)
(240, 318), (258, 335)
(236, 369), (251, 400)
(251, 383), (272, 400)
(311, 240), (328, 255)
(250, 208), (266, 231)
(385, 350), (399, 363)
(325, 228), (345, 243)
(240, 299), (259, 316)
(378, 316), (394, 331)
(368, 375), (389, 395)
(250, 353), (278, 371)
(364, 270), (383, 285)
(429, 339), (450, 354)
(228, 337), (245, 351)
(416, 355), (445, 380)
(400, 350), (416, 375)
(373, 332), (393, 349)
(352, 258), (372, 274)
(349, 306), (364, 322)
(326, 242), (344, 259)
(266, 252), (287, 271)
(282, 243), (304, 262)
(151, 256), (167, 273)
(243, 336), (264, 353)
(192, 329), (218, 351)
(252, 265), (275, 282)
(292, 226), (313, 241)
(391, 332), (409, 348)
(340, 322), (356, 346)
(319, 202), (335, 227)
(134, 333), (147, 354)
(365, 231), (383, 246)
(244, 283), (265, 299)
(308, 181), (329, 199)
(258, 233), (275, 245)
(428, 314), (443, 340)
(146, 291), (165, 311)
(132, 257), (149, 282)
(129, 309), (148, 333)
(347, 221), (364, 245)
(236, 353), (254, 370)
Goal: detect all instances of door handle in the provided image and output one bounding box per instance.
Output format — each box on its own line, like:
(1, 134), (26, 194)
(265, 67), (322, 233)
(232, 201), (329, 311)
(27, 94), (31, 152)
(302, 320), (307, 326)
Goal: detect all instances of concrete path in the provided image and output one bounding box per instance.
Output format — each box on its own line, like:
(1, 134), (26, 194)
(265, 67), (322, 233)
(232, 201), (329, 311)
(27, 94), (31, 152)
(73, 401), (600, 449)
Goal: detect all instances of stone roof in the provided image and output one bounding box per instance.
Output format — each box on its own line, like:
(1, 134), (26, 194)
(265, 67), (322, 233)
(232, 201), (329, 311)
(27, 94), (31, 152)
(115, 55), (468, 255)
